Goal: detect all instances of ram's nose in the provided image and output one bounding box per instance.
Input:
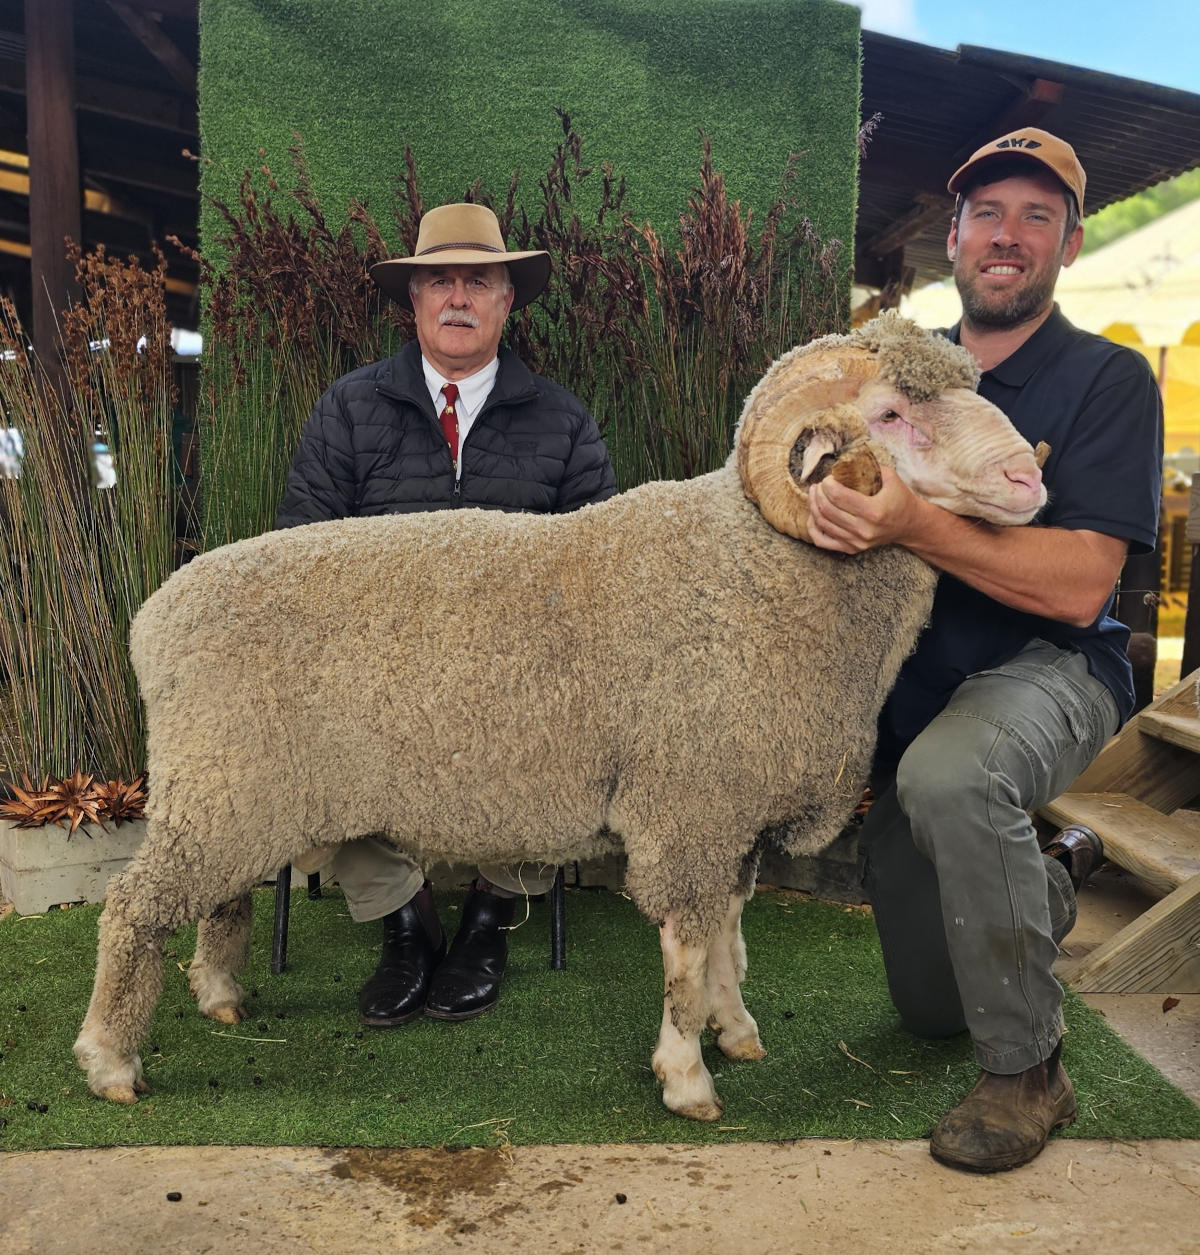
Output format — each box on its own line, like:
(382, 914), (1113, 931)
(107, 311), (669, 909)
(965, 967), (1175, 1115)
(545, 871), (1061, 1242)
(1005, 465), (1042, 495)
(1001, 455), (1046, 514)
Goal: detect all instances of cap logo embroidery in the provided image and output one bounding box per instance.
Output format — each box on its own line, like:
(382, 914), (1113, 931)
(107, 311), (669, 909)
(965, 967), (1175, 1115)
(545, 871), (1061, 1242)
(995, 138), (1042, 150)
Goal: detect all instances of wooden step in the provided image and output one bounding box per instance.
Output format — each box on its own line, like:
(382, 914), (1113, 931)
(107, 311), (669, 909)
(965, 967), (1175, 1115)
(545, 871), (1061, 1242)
(1071, 670), (1200, 812)
(1043, 670), (1200, 992)
(1060, 870), (1200, 993)
(1145, 671), (1200, 721)
(1138, 709), (1200, 754)
(1038, 791), (1200, 897)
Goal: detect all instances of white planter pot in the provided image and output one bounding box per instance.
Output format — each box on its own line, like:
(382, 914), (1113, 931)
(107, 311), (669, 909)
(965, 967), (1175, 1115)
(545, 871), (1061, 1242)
(0, 819), (147, 914)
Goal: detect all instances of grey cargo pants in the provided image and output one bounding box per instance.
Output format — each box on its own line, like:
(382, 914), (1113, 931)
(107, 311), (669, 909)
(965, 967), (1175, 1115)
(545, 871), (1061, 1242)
(857, 639), (1119, 1074)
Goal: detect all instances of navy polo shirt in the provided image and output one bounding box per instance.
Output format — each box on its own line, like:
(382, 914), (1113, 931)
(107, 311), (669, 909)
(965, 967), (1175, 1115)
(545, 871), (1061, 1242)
(874, 305), (1163, 770)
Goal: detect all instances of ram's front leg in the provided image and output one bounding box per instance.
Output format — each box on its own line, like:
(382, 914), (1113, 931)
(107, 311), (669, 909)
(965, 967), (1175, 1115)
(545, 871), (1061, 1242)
(651, 914), (722, 1121)
(706, 892), (766, 1061)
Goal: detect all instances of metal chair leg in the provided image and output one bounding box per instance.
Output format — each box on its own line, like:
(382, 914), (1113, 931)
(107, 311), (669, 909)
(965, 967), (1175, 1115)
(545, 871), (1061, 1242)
(271, 865), (291, 975)
(550, 865), (566, 970)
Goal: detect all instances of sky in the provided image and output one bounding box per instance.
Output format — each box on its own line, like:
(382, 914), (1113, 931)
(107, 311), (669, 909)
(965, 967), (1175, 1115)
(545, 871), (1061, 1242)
(854, 0), (1199, 95)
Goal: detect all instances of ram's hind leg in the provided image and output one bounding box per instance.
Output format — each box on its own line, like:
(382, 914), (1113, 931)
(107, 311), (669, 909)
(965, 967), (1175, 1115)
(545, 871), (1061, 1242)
(706, 892), (766, 1062)
(189, 893), (252, 1024)
(73, 859), (174, 1103)
(651, 915), (722, 1121)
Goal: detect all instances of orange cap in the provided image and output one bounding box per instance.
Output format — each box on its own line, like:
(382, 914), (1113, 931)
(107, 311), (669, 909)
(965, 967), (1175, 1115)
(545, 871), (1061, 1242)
(948, 128), (1085, 214)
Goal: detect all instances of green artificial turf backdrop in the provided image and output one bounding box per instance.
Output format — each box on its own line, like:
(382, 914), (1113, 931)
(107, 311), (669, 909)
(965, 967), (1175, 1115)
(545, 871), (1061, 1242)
(198, 0), (860, 259)
(2, 887), (1197, 1151)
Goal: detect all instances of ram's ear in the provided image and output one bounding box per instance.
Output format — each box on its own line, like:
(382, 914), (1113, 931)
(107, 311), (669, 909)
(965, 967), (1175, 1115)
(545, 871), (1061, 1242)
(740, 402), (880, 542)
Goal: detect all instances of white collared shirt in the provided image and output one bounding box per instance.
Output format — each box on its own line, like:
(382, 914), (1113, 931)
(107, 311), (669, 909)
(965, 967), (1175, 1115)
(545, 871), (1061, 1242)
(422, 356), (500, 479)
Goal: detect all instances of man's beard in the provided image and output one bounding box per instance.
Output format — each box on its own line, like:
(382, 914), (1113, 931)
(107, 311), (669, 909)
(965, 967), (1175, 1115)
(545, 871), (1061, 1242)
(955, 258), (1060, 329)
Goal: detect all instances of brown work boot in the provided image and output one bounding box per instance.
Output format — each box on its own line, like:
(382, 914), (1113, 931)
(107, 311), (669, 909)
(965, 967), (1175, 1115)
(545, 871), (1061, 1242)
(930, 1040), (1077, 1173)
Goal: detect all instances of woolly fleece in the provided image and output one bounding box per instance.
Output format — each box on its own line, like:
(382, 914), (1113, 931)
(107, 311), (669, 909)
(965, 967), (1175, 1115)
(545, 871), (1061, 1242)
(129, 463), (935, 946)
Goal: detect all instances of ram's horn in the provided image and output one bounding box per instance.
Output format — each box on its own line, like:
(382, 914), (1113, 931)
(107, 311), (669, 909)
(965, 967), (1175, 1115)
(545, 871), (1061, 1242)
(1034, 441), (1051, 468)
(737, 345), (884, 541)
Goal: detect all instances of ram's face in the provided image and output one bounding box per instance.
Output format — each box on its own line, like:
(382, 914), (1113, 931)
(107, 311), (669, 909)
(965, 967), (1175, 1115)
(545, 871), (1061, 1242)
(855, 379), (1047, 525)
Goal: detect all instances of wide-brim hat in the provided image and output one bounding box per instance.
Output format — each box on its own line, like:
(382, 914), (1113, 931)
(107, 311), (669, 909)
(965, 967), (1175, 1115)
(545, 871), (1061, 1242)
(947, 127), (1086, 215)
(369, 202), (551, 312)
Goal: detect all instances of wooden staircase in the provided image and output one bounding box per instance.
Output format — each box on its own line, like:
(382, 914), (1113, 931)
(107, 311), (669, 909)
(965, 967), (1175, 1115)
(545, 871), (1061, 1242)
(1038, 669), (1200, 993)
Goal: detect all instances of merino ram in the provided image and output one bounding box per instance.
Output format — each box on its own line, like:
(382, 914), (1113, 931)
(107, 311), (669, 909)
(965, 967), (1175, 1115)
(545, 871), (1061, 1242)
(75, 314), (1047, 1119)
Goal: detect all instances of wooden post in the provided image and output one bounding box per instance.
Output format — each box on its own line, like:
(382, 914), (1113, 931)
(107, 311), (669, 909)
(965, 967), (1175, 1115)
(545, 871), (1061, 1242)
(1181, 475), (1200, 678)
(25, 0), (81, 395)
(1115, 500), (1163, 712)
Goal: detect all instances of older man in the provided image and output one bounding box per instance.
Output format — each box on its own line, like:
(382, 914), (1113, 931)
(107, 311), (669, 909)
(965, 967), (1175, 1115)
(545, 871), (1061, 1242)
(276, 203), (615, 1028)
(808, 130), (1162, 1172)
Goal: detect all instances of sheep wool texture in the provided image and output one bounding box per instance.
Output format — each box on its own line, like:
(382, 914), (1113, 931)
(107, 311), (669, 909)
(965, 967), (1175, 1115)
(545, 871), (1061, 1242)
(793, 310), (982, 401)
(130, 462), (936, 945)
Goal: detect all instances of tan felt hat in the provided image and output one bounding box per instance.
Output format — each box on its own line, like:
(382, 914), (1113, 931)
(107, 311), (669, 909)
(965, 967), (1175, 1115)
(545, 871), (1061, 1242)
(370, 202), (551, 311)
(948, 127), (1086, 215)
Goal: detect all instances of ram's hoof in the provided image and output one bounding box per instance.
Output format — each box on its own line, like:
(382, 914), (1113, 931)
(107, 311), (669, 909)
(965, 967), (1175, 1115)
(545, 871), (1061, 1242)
(208, 1004), (245, 1026)
(657, 1063), (725, 1122)
(98, 1079), (148, 1105)
(718, 1033), (767, 1062)
(669, 1095), (725, 1122)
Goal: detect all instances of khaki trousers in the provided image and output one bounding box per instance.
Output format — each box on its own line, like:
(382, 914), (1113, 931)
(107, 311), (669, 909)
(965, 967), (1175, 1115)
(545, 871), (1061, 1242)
(331, 837), (558, 922)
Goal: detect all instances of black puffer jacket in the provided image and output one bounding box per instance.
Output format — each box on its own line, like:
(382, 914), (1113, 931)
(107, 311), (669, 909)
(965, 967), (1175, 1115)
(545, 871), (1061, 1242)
(276, 342), (616, 527)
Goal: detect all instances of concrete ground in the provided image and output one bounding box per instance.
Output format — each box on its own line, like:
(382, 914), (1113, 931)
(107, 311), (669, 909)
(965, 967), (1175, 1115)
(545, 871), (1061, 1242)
(1, 866), (1197, 1254)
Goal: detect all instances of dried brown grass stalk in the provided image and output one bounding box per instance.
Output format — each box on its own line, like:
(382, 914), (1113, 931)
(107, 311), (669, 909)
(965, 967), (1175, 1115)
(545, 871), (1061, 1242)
(0, 245), (181, 786)
(180, 139), (410, 547)
(190, 115), (847, 533)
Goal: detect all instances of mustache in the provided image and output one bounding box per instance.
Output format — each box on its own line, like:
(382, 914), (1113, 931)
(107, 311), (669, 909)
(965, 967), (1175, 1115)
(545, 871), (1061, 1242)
(438, 310), (480, 328)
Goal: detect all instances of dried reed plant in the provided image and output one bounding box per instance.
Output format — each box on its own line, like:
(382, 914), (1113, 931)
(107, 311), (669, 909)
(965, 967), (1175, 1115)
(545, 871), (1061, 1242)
(0, 246), (181, 786)
(501, 110), (646, 433)
(191, 115), (847, 516)
(612, 138), (847, 484)
(464, 117), (846, 485)
(179, 139), (411, 548)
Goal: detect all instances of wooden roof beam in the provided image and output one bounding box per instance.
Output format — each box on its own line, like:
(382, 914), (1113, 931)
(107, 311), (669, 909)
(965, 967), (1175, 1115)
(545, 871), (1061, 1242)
(0, 57), (197, 134)
(25, 0), (80, 373)
(864, 192), (954, 260)
(953, 77), (1066, 166)
(103, 0), (199, 22)
(81, 149), (199, 199)
(106, 1), (197, 96)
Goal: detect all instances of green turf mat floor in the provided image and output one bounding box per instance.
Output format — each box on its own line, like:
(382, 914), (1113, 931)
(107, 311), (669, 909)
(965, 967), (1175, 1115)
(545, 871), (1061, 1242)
(2, 886), (1198, 1150)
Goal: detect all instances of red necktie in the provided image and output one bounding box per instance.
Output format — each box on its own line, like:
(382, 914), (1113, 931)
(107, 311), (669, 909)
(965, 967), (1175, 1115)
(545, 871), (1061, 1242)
(440, 382), (460, 467)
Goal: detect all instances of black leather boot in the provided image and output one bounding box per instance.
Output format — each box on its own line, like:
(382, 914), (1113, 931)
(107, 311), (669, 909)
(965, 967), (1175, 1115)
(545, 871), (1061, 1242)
(357, 882), (445, 1027)
(424, 881), (515, 1021)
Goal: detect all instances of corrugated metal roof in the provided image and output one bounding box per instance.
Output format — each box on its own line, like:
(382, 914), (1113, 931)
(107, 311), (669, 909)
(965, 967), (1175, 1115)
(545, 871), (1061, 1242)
(858, 32), (1200, 293)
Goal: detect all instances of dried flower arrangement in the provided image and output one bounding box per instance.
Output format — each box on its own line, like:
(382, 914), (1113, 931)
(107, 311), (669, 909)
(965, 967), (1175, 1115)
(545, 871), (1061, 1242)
(0, 772), (147, 836)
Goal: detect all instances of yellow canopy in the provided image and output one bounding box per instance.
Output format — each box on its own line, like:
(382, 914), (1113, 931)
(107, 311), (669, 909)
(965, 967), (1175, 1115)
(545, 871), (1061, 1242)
(1103, 322), (1200, 456)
